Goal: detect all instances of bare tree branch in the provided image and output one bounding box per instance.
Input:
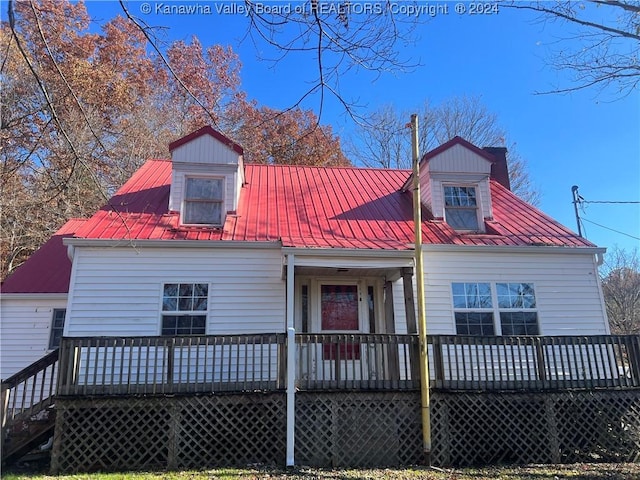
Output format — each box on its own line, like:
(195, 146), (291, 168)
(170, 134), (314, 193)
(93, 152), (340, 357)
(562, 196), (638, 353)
(601, 247), (640, 335)
(502, 1), (640, 96)
(346, 96), (541, 205)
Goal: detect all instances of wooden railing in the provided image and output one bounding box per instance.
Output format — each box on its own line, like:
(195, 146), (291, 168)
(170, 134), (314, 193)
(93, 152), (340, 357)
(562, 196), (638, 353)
(293, 334), (640, 392)
(1, 349), (59, 443)
(428, 334), (640, 391)
(54, 333), (640, 396)
(57, 334), (287, 396)
(295, 333), (420, 390)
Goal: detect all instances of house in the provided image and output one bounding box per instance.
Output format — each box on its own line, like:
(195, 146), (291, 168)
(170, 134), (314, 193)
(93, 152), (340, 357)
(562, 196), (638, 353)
(2, 126), (636, 471)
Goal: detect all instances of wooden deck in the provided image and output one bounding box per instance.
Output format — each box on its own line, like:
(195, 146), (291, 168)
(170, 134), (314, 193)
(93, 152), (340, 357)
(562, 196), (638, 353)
(3, 333), (639, 470)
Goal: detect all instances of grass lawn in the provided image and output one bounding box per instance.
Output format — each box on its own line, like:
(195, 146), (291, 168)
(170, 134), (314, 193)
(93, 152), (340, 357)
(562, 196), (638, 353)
(2, 463), (639, 480)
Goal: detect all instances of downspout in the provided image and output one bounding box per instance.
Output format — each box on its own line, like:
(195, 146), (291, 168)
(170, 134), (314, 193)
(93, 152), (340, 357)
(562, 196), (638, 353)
(285, 254), (296, 466)
(411, 114), (432, 464)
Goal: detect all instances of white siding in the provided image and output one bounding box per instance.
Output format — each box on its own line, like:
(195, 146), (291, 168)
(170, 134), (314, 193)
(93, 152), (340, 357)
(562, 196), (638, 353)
(391, 249), (608, 336)
(66, 247), (285, 337)
(423, 249), (609, 335)
(426, 144), (492, 174)
(0, 296), (67, 379)
(171, 134), (240, 165)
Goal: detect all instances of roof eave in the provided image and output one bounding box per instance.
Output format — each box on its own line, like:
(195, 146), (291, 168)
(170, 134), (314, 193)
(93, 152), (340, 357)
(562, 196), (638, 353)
(0, 292), (68, 300)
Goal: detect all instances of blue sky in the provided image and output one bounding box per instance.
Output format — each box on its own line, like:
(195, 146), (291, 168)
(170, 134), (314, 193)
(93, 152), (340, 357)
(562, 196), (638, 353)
(87, 1), (639, 255)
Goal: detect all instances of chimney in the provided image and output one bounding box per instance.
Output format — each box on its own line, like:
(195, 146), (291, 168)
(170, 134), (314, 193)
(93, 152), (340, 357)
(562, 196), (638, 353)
(484, 146), (510, 191)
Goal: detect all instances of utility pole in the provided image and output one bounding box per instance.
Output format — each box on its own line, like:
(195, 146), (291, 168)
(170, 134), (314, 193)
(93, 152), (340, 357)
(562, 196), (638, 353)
(411, 114), (431, 465)
(571, 185), (583, 237)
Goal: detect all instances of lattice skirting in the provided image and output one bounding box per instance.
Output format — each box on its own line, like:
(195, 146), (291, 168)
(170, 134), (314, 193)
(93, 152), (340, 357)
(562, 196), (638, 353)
(295, 392), (424, 467)
(431, 390), (640, 466)
(51, 390), (640, 472)
(51, 393), (286, 473)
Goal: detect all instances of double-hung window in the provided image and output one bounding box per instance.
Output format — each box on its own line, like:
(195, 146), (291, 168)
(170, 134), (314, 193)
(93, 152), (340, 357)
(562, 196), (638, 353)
(161, 283), (208, 335)
(497, 283), (539, 335)
(183, 177), (223, 225)
(452, 282), (540, 335)
(444, 186), (479, 231)
(452, 283), (495, 335)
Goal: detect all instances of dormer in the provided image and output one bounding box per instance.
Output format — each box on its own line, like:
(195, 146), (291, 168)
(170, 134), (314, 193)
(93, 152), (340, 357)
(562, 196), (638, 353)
(404, 137), (510, 233)
(168, 126), (244, 227)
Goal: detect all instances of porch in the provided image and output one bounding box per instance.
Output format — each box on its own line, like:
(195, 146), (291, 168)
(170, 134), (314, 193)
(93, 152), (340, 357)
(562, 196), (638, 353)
(2, 333), (640, 470)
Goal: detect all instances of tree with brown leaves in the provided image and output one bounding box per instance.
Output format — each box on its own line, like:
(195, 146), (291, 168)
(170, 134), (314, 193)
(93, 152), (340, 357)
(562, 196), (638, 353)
(1, 0), (348, 280)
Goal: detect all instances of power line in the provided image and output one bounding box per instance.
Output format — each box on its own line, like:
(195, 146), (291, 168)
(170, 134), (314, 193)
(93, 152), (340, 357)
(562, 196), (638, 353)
(581, 200), (640, 204)
(571, 186), (639, 240)
(581, 218), (640, 241)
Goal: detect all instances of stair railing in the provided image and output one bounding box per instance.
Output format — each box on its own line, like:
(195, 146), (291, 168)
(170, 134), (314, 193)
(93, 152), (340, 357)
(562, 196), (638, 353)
(1, 350), (59, 448)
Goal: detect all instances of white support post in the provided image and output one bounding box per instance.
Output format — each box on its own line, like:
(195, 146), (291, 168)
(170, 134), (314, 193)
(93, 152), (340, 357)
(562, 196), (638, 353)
(285, 255), (296, 466)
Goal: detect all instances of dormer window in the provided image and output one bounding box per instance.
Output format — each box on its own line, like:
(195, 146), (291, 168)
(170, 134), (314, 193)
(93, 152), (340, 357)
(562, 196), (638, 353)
(444, 186), (479, 231)
(183, 177), (224, 226)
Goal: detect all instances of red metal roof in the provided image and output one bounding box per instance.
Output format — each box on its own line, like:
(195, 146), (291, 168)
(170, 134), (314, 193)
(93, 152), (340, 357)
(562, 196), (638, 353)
(1, 218), (87, 294)
(3, 159), (596, 295)
(72, 159), (595, 249)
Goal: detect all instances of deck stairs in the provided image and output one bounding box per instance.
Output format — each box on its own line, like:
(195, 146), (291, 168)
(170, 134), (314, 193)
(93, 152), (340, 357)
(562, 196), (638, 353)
(1, 350), (58, 467)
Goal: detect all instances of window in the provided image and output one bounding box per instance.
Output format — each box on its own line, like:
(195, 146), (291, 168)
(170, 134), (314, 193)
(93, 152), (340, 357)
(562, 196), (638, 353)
(183, 177), (223, 225)
(161, 283), (208, 335)
(444, 186), (479, 230)
(452, 283), (495, 335)
(451, 282), (540, 335)
(49, 308), (66, 349)
(497, 283), (539, 335)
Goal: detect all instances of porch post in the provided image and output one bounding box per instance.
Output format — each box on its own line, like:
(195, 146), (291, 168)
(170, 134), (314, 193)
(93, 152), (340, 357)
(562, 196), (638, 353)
(286, 254), (296, 466)
(384, 281), (400, 382)
(402, 267), (421, 381)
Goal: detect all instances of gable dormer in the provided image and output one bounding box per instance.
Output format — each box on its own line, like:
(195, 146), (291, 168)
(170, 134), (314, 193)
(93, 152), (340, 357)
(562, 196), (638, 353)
(407, 137), (509, 233)
(168, 126), (244, 227)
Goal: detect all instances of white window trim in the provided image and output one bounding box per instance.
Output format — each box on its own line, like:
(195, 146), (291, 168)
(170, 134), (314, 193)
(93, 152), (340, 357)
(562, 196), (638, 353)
(451, 282), (541, 336)
(181, 175), (226, 227)
(159, 282), (211, 336)
(442, 183), (485, 233)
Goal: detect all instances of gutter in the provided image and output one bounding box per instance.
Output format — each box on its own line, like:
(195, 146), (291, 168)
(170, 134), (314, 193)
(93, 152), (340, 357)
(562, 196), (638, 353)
(63, 238), (282, 249)
(421, 244), (606, 255)
(281, 247), (415, 258)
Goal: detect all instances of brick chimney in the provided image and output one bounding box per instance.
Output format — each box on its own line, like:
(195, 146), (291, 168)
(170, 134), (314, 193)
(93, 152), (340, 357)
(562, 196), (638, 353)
(483, 146), (510, 191)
